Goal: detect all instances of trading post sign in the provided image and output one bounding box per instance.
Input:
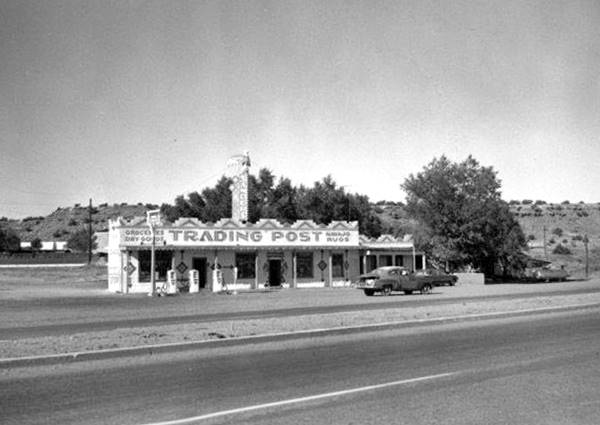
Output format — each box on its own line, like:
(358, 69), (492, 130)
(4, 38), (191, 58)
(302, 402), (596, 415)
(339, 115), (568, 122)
(120, 227), (359, 248)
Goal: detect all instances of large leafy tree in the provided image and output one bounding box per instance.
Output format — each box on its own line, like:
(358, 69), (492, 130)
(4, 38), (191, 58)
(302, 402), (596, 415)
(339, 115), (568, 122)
(0, 226), (20, 251)
(402, 156), (526, 275)
(159, 170), (383, 238)
(296, 176), (382, 237)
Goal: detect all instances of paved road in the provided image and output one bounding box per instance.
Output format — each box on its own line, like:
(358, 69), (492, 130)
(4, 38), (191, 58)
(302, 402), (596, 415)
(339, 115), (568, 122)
(2, 308), (600, 425)
(2, 282), (600, 339)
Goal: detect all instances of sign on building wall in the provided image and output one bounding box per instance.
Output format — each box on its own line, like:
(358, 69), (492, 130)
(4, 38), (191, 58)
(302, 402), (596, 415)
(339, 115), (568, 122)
(119, 227), (360, 248)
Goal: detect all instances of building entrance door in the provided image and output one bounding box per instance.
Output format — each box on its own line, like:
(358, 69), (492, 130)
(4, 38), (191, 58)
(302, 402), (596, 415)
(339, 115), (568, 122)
(268, 259), (282, 286)
(192, 257), (207, 288)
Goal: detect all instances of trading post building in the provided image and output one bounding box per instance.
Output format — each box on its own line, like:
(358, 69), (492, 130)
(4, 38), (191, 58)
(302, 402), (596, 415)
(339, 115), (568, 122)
(107, 154), (424, 294)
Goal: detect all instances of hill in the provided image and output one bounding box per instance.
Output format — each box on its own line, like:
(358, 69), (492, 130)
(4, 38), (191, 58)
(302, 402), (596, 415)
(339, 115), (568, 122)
(3, 203), (158, 242)
(3, 199), (599, 277)
(371, 200), (600, 278)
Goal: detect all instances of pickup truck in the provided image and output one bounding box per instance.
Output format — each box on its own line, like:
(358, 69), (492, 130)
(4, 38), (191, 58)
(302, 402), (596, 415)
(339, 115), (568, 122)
(355, 266), (456, 296)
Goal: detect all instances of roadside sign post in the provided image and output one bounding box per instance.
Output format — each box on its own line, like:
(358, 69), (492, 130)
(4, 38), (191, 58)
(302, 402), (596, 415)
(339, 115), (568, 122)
(146, 210), (162, 297)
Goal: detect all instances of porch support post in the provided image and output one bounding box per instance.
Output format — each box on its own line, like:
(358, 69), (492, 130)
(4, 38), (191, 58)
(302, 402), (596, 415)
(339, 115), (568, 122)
(326, 250), (332, 288)
(124, 251), (131, 294)
(292, 251), (297, 288)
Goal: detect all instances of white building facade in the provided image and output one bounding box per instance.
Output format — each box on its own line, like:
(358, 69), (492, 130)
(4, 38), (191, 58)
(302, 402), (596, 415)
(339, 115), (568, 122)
(107, 217), (423, 294)
(106, 153), (424, 293)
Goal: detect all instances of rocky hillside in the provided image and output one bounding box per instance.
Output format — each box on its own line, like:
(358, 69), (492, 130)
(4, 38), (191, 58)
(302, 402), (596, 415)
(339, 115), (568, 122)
(3, 199), (599, 277)
(4, 203), (157, 242)
(372, 200), (600, 277)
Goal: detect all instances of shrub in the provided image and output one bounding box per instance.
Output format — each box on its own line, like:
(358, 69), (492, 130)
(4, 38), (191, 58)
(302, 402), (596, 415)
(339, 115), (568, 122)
(549, 238), (556, 244)
(99, 203), (108, 208)
(552, 227), (563, 237)
(561, 200), (570, 205)
(509, 200), (519, 205)
(68, 219), (78, 226)
(553, 244), (572, 255)
(572, 234), (583, 241)
(52, 230), (62, 238)
(522, 199), (533, 205)
(534, 200), (546, 205)
(527, 234), (535, 241)
(31, 238), (42, 250)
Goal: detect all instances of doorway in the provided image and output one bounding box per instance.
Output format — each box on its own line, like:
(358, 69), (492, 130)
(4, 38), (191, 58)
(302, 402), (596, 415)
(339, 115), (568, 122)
(192, 257), (207, 288)
(268, 259), (282, 286)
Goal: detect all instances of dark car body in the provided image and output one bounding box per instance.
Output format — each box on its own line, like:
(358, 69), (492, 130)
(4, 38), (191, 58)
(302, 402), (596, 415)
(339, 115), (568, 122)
(355, 266), (441, 296)
(526, 266), (569, 282)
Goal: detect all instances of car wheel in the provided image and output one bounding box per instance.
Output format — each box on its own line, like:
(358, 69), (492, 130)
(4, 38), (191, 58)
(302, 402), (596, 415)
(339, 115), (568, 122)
(421, 284), (432, 294)
(364, 289), (375, 296)
(403, 290), (413, 295)
(381, 286), (392, 296)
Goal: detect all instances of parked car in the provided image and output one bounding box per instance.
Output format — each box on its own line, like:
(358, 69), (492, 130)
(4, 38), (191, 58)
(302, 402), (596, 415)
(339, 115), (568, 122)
(529, 266), (569, 282)
(415, 268), (458, 286)
(355, 266), (436, 296)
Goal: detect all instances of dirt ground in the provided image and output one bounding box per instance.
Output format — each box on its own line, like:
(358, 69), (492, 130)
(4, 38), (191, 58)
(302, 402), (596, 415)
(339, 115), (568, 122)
(1, 266), (600, 359)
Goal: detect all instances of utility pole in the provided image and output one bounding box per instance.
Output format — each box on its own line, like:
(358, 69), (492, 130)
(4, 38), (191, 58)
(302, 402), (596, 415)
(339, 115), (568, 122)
(88, 198), (93, 264)
(543, 225), (547, 259)
(583, 234), (589, 279)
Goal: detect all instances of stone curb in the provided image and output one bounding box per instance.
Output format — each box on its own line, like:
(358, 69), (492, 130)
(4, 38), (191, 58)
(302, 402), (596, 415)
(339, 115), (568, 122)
(2, 301), (600, 369)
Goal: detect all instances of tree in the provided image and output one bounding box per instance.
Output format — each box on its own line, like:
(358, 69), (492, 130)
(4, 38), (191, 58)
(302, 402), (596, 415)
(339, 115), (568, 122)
(296, 176), (382, 237)
(0, 226), (20, 251)
(402, 156), (526, 275)
(159, 170), (383, 237)
(67, 228), (97, 253)
(31, 238), (42, 251)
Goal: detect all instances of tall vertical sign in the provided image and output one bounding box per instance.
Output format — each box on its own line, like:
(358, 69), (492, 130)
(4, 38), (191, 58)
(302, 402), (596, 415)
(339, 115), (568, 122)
(226, 152), (250, 222)
(146, 209), (162, 296)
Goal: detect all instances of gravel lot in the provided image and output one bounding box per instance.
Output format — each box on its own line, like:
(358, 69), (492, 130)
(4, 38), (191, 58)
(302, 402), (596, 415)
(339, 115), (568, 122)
(1, 266), (599, 359)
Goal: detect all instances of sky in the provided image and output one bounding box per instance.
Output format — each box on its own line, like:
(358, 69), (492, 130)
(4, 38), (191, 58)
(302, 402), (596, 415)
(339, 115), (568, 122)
(1, 0), (599, 219)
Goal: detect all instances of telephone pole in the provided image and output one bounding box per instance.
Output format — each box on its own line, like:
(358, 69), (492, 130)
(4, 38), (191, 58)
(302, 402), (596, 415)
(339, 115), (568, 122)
(88, 198), (93, 264)
(583, 234), (589, 279)
(543, 225), (547, 259)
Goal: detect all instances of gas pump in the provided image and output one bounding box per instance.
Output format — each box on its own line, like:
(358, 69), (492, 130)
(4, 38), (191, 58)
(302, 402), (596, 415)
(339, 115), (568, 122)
(189, 269), (199, 293)
(165, 270), (178, 295)
(212, 268), (223, 292)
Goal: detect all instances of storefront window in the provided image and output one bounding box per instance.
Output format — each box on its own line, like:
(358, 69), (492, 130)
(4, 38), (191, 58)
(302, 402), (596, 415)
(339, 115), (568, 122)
(296, 252), (313, 278)
(139, 250), (173, 281)
(332, 253), (344, 278)
(236, 253), (256, 279)
(415, 255), (423, 270)
(379, 255), (392, 267)
(395, 255), (404, 267)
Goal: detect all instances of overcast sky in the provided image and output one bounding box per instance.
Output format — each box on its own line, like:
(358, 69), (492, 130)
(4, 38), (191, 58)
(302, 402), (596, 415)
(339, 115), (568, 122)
(1, 0), (599, 218)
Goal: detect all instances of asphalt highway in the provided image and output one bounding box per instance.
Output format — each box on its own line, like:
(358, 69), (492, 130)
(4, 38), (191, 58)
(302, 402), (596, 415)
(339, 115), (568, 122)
(2, 308), (600, 424)
(2, 284), (600, 339)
